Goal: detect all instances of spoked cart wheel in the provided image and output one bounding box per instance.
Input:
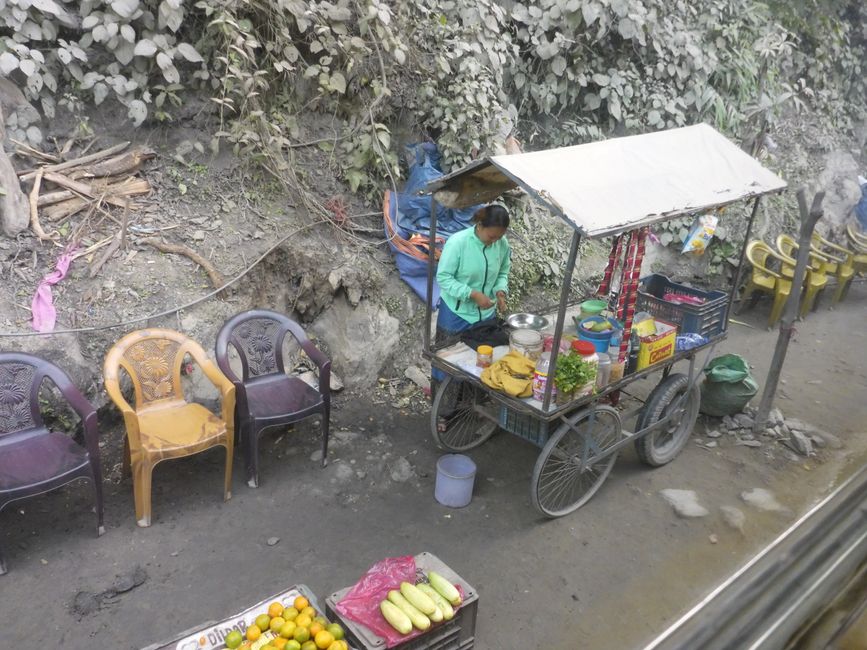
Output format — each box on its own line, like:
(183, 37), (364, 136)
(634, 372), (700, 466)
(531, 405), (623, 518)
(431, 376), (499, 452)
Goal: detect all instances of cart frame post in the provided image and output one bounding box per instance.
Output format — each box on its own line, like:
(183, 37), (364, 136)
(726, 196), (763, 318)
(424, 195), (438, 355)
(542, 230), (582, 411)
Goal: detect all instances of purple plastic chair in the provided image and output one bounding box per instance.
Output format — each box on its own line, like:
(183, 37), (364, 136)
(0, 352), (104, 574)
(215, 309), (331, 488)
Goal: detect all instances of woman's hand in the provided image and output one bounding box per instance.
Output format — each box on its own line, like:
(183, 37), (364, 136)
(470, 290), (494, 309)
(496, 292), (508, 314)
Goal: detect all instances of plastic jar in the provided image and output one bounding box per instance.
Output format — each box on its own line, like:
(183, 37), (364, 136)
(571, 340), (599, 397)
(510, 328), (543, 361)
(476, 345), (493, 368)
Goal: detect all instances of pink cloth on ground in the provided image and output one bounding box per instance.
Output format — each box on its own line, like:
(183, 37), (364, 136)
(30, 249), (74, 332)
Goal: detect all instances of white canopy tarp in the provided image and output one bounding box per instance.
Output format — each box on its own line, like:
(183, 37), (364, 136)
(428, 123), (787, 238)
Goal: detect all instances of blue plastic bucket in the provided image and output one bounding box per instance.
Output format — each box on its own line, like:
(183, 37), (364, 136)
(435, 454), (477, 508)
(577, 316), (622, 354)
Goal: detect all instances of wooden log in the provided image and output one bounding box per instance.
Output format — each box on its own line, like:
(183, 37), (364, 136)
(70, 147), (156, 180)
(41, 172), (139, 210)
(28, 168), (53, 240)
(17, 142), (129, 182)
(43, 197), (88, 222)
(37, 177), (151, 207)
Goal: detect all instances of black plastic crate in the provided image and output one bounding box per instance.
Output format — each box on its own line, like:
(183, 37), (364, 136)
(499, 406), (550, 447)
(326, 552), (478, 650)
(636, 274), (728, 337)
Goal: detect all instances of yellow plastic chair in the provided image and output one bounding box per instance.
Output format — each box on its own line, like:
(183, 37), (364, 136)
(104, 328), (235, 527)
(844, 223), (867, 274)
(775, 234), (828, 317)
(810, 232), (855, 304)
(739, 240), (792, 328)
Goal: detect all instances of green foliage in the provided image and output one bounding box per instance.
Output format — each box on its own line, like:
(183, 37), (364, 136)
(554, 351), (597, 394)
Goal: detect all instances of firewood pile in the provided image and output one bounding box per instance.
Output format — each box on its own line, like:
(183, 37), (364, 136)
(15, 140), (154, 242)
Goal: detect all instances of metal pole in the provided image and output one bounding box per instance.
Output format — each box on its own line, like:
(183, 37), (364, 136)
(752, 189), (824, 434)
(424, 194), (438, 354)
(727, 196), (763, 318)
(543, 230), (582, 411)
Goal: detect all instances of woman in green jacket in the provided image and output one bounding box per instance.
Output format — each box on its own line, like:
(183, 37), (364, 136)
(435, 204), (511, 350)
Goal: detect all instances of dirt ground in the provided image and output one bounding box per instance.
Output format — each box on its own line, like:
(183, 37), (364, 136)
(1, 278), (865, 649)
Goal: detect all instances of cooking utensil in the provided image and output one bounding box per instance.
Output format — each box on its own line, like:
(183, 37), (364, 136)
(506, 313), (550, 330)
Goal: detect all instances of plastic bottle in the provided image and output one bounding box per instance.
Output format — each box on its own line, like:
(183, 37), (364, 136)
(476, 345), (493, 368)
(595, 352), (611, 390)
(532, 352), (556, 401)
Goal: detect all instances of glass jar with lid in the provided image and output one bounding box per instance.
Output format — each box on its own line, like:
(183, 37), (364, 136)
(509, 328), (543, 361)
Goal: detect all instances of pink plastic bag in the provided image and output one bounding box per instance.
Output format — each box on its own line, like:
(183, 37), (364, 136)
(335, 556), (419, 647)
(334, 556), (463, 648)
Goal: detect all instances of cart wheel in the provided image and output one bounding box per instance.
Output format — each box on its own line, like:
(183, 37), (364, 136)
(431, 376), (498, 452)
(634, 372), (700, 467)
(531, 405), (623, 518)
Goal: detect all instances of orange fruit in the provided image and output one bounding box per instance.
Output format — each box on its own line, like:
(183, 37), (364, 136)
(314, 630), (334, 649)
(295, 614), (312, 629)
(285, 641), (302, 650)
(279, 621), (297, 639)
(269, 602), (285, 618)
(293, 626), (310, 644)
(246, 625), (262, 642)
(309, 622), (324, 637)
(300, 642), (317, 650)
(272, 639), (288, 650)
(270, 617), (286, 633)
(327, 643), (342, 650)
(225, 630), (244, 649)
(255, 614), (272, 631)
(301, 606), (316, 619)
(283, 607), (299, 621)
(293, 596), (309, 611)
(313, 616), (328, 627)
(325, 624), (344, 641)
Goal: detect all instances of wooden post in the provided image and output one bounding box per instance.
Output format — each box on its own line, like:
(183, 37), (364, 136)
(752, 188), (824, 435)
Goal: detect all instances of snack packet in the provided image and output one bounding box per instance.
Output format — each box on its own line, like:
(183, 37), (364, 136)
(681, 214), (718, 255)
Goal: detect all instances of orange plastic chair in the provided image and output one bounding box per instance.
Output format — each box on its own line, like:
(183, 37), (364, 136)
(775, 234), (828, 317)
(810, 232), (855, 304)
(103, 329), (235, 527)
(739, 240), (792, 328)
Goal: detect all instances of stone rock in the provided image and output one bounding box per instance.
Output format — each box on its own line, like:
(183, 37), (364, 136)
(810, 435), (826, 449)
(784, 418), (810, 433)
(737, 439), (762, 448)
(709, 534), (719, 544)
(741, 488), (787, 513)
(310, 449), (324, 462)
(786, 430), (813, 456)
(722, 415), (735, 430)
(810, 429), (843, 450)
(312, 296), (400, 388)
(816, 150), (863, 232)
(780, 423), (791, 436)
(721, 505), (746, 533)
(659, 489), (709, 518)
(389, 457), (415, 483)
(705, 441), (718, 448)
(333, 463), (355, 483)
(734, 413), (754, 429)
(769, 407), (784, 426)
(267, 536), (280, 546)
(404, 365), (430, 391)
(707, 430), (722, 439)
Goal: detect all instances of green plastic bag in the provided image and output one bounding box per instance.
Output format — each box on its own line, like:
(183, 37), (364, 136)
(700, 354), (759, 417)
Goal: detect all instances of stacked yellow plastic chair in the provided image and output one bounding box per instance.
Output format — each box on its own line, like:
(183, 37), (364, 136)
(775, 234), (828, 317)
(810, 232), (855, 304)
(739, 241), (792, 328)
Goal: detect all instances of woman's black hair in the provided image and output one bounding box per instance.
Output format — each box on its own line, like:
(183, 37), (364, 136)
(472, 204), (510, 229)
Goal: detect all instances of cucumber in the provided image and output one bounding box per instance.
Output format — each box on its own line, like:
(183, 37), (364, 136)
(418, 583), (454, 621)
(400, 581), (438, 616)
(380, 600), (412, 635)
(427, 571), (462, 606)
(388, 590), (431, 631)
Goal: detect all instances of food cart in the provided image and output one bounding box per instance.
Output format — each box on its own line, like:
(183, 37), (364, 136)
(422, 124), (787, 518)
